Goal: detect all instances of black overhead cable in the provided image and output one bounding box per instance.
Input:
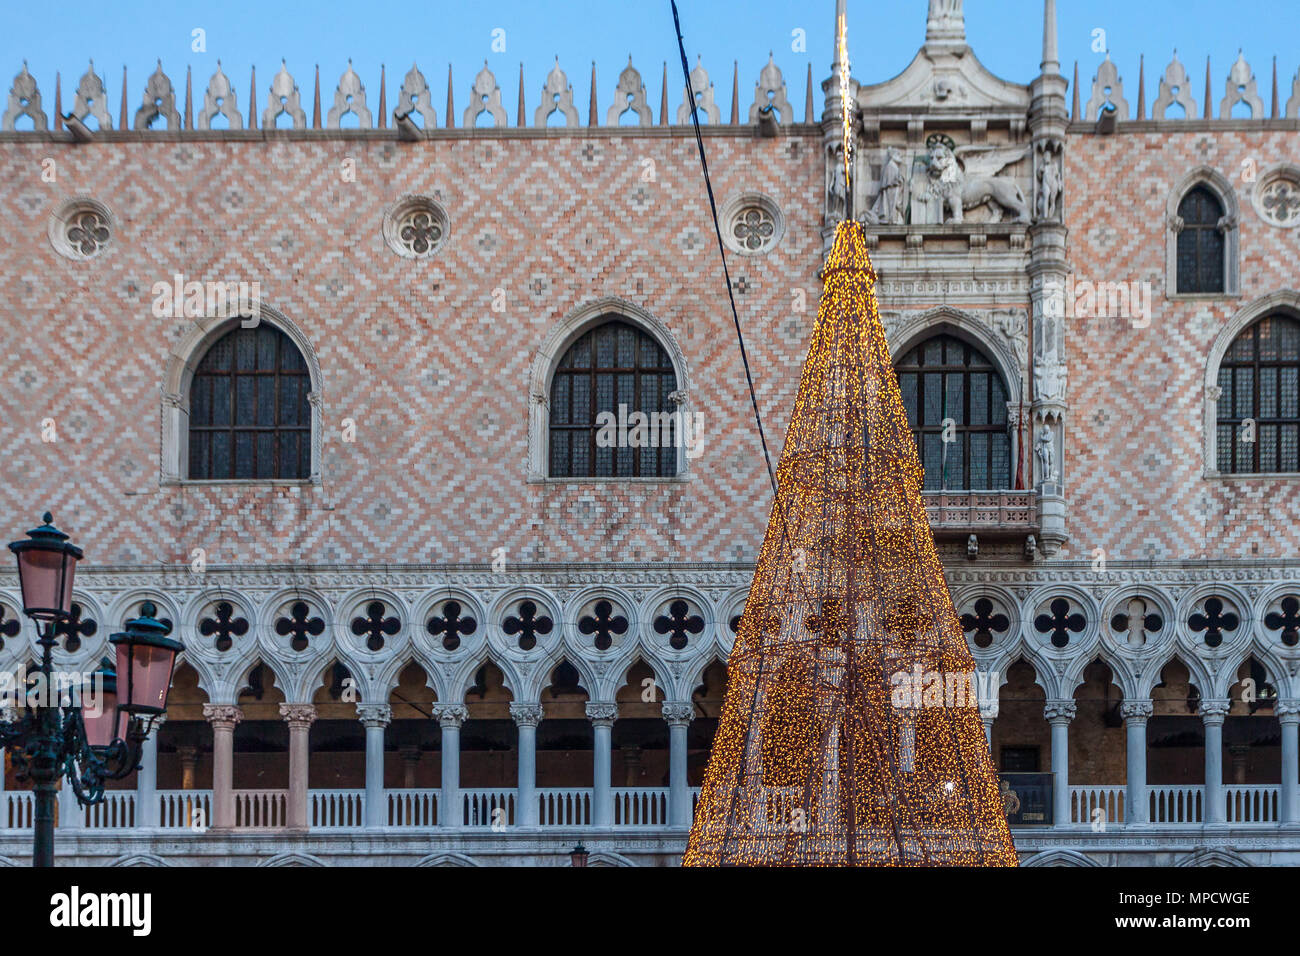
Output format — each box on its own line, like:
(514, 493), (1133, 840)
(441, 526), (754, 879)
(670, 0), (782, 506)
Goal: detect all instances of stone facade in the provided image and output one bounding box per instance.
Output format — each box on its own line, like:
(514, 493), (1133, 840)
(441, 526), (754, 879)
(1, 0), (1299, 866)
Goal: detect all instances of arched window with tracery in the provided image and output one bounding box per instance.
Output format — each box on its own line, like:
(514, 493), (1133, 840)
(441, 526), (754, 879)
(548, 320), (678, 478)
(895, 334), (1011, 490)
(1176, 186), (1226, 294)
(1216, 315), (1300, 473)
(188, 324), (312, 480)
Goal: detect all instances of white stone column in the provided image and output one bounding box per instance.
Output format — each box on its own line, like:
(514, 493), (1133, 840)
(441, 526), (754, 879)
(587, 701), (617, 827)
(1202, 698), (1230, 827)
(979, 699), (998, 751)
(356, 703), (391, 829)
(1279, 702), (1300, 826)
(432, 704), (467, 828)
(663, 701), (693, 828)
(1121, 699), (1152, 827)
(511, 703), (543, 827)
(280, 703), (317, 831)
(1044, 700), (1075, 827)
(203, 704), (242, 829)
(136, 714), (165, 828)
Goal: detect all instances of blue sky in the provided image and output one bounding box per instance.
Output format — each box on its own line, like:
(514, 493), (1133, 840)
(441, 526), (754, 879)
(4, 1), (1298, 125)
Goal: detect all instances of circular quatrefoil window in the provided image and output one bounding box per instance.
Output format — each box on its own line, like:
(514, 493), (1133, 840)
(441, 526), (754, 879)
(49, 199), (114, 261)
(721, 194), (783, 255)
(383, 196), (450, 259)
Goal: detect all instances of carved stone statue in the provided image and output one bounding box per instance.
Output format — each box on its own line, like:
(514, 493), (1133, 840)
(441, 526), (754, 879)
(870, 147), (907, 225)
(921, 138), (1032, 224)
(1037, 157), (1062, 222)
(1035, 424), (1057, 484)
(826, 144), (847, 222)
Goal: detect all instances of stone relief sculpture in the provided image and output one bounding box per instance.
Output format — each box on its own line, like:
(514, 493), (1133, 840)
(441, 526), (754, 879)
(869, 147), (907, 224)
(1034, 341), (1067, 402)
(917, 135), (1032, 224)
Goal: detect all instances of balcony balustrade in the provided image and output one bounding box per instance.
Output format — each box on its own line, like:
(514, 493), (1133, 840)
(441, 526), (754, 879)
(0, 783), (1282, 833)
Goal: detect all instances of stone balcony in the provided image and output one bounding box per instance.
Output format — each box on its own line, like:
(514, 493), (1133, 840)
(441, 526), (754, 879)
(922, 490), (1039, 538)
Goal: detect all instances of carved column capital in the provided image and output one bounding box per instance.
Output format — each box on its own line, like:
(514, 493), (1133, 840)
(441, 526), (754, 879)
(1200, 698), (1232, 723)
(509, 702), (544, 728)
(356, 703), (392, 728)
(1119, 699), (1153, 722)
(1167, 214), (1184, 234)
(662, 701), (694, 726)
(279, 702), (317, 729)
(1043, 699), (1077, 724)
(585, 701), (619, 727)
(1205, 384), (1223, 402)
(202, 704), (243, 729)
(1275, 699), (1300, 722)
(978, 699), (999, 721)
(432, 703), (469, 728)
(1216, 213), (1239, 234)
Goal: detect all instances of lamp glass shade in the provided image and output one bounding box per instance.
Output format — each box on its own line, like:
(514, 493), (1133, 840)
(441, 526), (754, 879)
(83, 688), (121, 749)
(114, 641), (178, 715)
(14, 546), (77, 622)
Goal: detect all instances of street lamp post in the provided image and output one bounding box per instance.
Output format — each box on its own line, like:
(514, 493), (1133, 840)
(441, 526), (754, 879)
(1, 513), (184, 866)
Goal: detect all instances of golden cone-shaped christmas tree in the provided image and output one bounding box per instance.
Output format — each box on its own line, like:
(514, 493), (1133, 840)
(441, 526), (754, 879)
(683, 221), (1017, 866)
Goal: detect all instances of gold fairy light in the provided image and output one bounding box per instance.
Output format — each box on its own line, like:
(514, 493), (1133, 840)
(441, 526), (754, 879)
(838, 11), (852, 193)
(682, 221), (1018, 867)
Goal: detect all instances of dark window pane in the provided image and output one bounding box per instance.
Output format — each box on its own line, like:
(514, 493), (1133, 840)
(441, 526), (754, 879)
(211, 431), (230, 476)
(257, 377), (276, 426)
(212, 378), (231, 426)
(945, 371), (964, 422)
(278, 379), (299, 427)
(900, 372), (917, 423)
(279, 432), (299, 478)
(944, 433), (965, 489)
(235, 332), (257, 371)
(970, 373), (989, 425)
(256, 433), (275, 479)
(969, 433), (989, 490)
(189, 432), (209, 479)
(257, 327), (277, 370)
(551, 430), (570, 476)
(234, 432), (254, 478)
(572, 376), (590, 425)
(1217, 424), (1234, 473)
(1282, 424), (1299, 471)
(1260, 367), (1278, 418)
(922, 373), (942, 425)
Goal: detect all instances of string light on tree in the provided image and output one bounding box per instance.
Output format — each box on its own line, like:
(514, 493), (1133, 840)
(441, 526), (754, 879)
(682, 220), (1017, 866)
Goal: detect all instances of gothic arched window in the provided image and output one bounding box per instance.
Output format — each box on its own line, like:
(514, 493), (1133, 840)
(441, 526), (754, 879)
(188, 325), (312, 480)
(549, 320), (678, 478)
(895, 334), (1011, 490)
(1216, 315), (1300, 474)
(1176, 186), (1226, 294)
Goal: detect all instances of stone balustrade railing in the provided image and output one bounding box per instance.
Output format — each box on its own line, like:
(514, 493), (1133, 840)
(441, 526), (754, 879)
(0, 784), (1282, 832)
